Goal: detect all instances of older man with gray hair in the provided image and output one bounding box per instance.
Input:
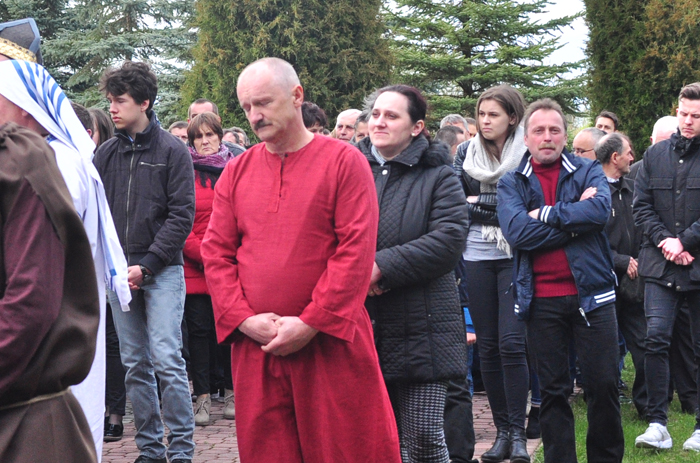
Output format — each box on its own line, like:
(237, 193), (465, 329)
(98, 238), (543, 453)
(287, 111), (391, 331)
(651, 116), (679, 145)
(572, 127), (606, 160)
(335, 108), (361, 142)
(596, 132), (648, 420)
(440, 113), (470, 136)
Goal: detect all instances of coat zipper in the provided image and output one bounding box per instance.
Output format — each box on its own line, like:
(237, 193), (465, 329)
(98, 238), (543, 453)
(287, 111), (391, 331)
(579, 307), (591, 327)
(125, 144), (136, 258)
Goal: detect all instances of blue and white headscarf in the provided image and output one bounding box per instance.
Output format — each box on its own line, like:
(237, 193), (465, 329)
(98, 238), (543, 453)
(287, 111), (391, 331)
(0, 59), (131, 310)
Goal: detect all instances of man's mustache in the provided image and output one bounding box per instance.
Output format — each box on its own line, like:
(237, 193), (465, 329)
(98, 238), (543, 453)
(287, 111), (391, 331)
(254, 120), (270, 131)
(539, 144), (557, 150)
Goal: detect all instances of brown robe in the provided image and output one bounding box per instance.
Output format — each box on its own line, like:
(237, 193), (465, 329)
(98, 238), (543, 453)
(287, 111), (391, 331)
(0, 122), (99, 463)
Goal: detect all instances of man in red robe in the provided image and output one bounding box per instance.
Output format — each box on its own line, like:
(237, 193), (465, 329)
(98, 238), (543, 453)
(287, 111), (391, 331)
(201, 57), (401, 463)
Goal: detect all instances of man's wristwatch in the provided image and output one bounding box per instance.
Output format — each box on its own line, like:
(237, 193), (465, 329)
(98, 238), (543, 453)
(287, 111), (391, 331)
(139, 265), (153, 285)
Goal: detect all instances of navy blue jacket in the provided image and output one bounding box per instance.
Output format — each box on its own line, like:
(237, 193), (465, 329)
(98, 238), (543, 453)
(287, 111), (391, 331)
(496, 150), (616, 320)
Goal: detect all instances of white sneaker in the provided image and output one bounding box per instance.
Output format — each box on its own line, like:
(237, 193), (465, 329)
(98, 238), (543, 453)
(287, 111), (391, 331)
(683, 430), (700, 451)
(635, 423), (672, 449)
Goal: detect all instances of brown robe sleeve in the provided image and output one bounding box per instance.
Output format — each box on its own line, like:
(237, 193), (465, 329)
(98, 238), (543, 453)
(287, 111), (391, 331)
(0, 179), (64, 396)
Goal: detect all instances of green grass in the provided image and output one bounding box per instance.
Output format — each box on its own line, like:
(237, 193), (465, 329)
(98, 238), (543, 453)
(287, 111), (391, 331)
(532, 354), (698, 462)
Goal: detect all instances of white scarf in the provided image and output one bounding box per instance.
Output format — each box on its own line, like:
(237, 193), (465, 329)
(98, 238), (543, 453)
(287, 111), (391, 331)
(463, 125), (527, 256)
(0, 60), (131, 311)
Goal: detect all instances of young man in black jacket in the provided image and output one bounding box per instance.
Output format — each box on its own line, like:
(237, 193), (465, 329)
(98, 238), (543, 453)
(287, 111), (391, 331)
(93, 61), (195, 463)
(634, 82), (700, 451)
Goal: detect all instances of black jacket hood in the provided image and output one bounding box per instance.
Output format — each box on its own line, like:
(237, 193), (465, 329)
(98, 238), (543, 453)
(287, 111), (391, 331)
(358, 134), (451, 168)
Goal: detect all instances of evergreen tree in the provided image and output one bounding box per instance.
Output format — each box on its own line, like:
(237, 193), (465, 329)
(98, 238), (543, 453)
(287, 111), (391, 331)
(585, 0), (700, 155)
(387, 0), (584, 128)
(585, 0), (649, 154)
(182, 0), (393, 132)
(3, 0), (197, 125)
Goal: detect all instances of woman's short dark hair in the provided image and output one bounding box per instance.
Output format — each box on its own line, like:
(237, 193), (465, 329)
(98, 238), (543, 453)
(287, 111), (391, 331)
(88, 107), (114, 147)
(99, 61), (158, 111)
(368, 84), (430, 139)
(187, 112), (223, 146)
(301, 101), (328, 129)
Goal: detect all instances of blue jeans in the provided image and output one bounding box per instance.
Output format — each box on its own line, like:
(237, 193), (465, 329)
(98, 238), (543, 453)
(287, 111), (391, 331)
(644, 282), (700, 426)
(528, 296), (623, 463)
(109, 265), (195, 460)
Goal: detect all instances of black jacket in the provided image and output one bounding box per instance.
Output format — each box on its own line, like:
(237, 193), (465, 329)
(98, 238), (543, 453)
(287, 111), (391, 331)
(94, 112), (195, 274)
(358, 135), (469, 383)
(606, 177), (641, 276)
(453, 140), (499, 226)
(634, 133), (700, 290)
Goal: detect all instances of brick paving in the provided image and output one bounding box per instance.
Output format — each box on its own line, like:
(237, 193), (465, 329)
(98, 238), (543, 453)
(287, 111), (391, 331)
(103, 392), (541, 463)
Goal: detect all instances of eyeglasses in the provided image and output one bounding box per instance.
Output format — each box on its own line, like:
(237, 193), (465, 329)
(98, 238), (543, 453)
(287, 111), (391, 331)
(573, 148), (594, 155)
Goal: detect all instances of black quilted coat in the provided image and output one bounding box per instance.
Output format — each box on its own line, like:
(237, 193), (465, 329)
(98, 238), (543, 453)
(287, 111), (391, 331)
(358, 135), (469, 383)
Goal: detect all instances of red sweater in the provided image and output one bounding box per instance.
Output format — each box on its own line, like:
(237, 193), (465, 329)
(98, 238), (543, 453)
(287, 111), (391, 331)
(201, 135), (379, 344)
(183, 171), (218, 294)
(531, 157), (578, 298)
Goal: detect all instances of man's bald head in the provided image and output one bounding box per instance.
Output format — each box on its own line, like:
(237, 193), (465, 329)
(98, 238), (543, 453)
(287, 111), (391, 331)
(651, 115), (678, 145)
(236, 57), (310, 152)
(238, 57), (300, 94)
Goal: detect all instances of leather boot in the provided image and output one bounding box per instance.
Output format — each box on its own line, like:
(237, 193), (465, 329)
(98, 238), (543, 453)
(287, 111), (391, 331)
(481, 428), (510, 462)
(509, 427), (531, 463)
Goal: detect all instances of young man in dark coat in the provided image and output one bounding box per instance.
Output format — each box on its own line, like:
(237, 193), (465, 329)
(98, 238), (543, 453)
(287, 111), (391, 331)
(634, 82), (700, 451)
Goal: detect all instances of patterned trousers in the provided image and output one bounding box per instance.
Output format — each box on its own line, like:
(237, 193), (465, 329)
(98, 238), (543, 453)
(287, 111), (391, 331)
(387, 381), (450, 463)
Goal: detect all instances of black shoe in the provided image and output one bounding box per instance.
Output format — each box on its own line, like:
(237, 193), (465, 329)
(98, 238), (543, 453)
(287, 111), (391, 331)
(509, 427), (531, 463)
(526, 406), (540, 439)
(171, 460), (192, 463)
(104, 421), (124, 442)
(481, 429), (510, 462)
(133, 456), (166, 463)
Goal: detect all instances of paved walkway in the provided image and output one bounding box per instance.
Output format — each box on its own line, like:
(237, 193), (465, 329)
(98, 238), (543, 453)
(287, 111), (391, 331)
(103, 392), (541, 462)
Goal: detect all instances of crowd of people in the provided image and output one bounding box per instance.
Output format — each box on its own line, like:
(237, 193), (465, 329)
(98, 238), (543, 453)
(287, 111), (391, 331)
(4, 15), (700, 463)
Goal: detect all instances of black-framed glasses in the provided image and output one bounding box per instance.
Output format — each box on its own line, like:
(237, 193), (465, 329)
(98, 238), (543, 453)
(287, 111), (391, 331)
(573, 148), (594, 155)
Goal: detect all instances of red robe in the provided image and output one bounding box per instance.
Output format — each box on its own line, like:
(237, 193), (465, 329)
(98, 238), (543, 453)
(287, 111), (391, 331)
(202, 135), (401, 463)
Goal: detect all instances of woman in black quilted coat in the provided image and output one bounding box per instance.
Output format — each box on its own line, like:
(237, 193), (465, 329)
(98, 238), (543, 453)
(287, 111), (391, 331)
(358, 84), (469, 463)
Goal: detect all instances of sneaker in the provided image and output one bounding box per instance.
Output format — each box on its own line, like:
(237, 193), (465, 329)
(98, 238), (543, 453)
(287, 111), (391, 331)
(635, 423), (672, 449)
(194, 394), (211, 426)
(223, 389), (235, 420)
(683, 430), (700, 451)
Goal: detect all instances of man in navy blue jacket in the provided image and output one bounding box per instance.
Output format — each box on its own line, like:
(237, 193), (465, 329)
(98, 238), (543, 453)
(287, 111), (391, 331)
(497, 99), (623, 463)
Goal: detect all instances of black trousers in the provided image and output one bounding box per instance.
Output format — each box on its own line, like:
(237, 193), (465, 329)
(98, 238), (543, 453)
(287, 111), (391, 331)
(465, 259), (528, 430)
(670, 302), (698, 413)
(105, 303), (127, 416)
(444, 377), (476, 463)
(528, 296), (623, 463)
(643, 283), (700, 426)
(184, 294), (219, 395)
(615, 293), (648, 416)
